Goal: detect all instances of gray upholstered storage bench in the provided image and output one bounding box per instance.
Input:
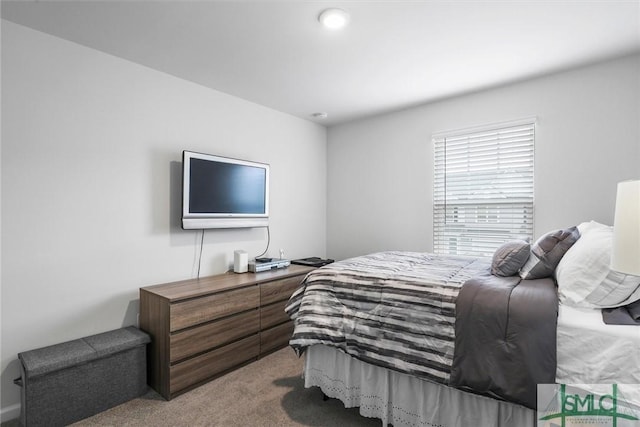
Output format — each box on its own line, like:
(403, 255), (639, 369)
(15, 326), (150, 427)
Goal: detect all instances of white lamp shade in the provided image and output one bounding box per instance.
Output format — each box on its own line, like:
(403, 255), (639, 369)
(611, 179), (640, 276)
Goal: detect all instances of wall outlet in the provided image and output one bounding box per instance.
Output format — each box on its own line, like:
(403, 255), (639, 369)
(279, 249), (285, 259)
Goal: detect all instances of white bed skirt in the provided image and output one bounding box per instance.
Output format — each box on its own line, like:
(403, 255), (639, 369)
(304, 345), (534, 427)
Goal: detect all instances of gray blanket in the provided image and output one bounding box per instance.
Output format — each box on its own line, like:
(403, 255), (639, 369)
(450, 271), (558, 409)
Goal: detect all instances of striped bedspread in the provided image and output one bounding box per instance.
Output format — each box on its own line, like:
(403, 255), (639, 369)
(285, 251), (490, 385)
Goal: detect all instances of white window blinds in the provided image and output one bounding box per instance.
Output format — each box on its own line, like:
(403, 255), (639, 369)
(433, 119), (535, 257)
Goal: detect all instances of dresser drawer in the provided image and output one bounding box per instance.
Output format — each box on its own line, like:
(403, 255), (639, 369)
(260, 321), (294, 354)
(260, 300), (290, 330)
(170, 334), (259, 396)
(170, 309), (260, 363)
(260, 276), (303, 306)
(170, 286), (259, 331)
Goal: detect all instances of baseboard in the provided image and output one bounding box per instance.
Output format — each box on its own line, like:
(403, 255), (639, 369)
(1, 403), (20, 423)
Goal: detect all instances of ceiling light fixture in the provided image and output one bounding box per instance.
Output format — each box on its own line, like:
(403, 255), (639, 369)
(318, 8), (350, 30)
(311, 112), (328, 120)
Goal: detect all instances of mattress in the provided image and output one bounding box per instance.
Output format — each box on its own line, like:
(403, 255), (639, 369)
(292, 249), (640, 424)
(556, 303), (640, 408)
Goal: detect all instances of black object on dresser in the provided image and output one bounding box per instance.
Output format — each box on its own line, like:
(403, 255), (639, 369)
(291, 257), (334, 267)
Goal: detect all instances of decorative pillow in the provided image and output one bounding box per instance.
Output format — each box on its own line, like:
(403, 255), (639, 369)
(556, 221), (640, 308)
(519, 226), (580, 280)
(491, 240), (531, 277)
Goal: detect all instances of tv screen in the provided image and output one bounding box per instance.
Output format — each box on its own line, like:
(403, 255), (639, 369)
(182, 151), (269, 229)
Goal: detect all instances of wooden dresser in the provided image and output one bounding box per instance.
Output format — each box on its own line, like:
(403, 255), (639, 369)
(139, 265), (313, 400)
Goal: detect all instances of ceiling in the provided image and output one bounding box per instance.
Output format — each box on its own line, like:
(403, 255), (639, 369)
(2, 1), (640, 126)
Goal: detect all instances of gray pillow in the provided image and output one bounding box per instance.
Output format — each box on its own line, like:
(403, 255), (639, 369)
(519, 226), (581, 280)
(491, 240), (531, 277)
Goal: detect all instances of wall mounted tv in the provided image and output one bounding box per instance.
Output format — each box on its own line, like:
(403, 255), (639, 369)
(182, 151), (270, 229)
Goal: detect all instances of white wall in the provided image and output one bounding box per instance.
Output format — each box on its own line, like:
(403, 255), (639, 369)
(0, 21), (326, 418)
(327, 54), (640, 261)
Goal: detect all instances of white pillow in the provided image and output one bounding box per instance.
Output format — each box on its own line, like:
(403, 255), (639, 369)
(556, 221), (640, 308)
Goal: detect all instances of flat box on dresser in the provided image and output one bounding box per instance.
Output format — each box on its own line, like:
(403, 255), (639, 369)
(15, 326), (150, 427)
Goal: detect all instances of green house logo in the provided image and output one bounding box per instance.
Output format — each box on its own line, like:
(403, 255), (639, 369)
(539, 384), (640, 427)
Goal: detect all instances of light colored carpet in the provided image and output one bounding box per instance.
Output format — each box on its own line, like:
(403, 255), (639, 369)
(3, 347), (382, 426)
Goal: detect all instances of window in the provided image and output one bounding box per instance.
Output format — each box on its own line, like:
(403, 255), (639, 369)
(433, 119), (535, 257)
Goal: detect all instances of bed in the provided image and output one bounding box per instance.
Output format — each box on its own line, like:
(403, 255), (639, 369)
(285, 221), (640, 427)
